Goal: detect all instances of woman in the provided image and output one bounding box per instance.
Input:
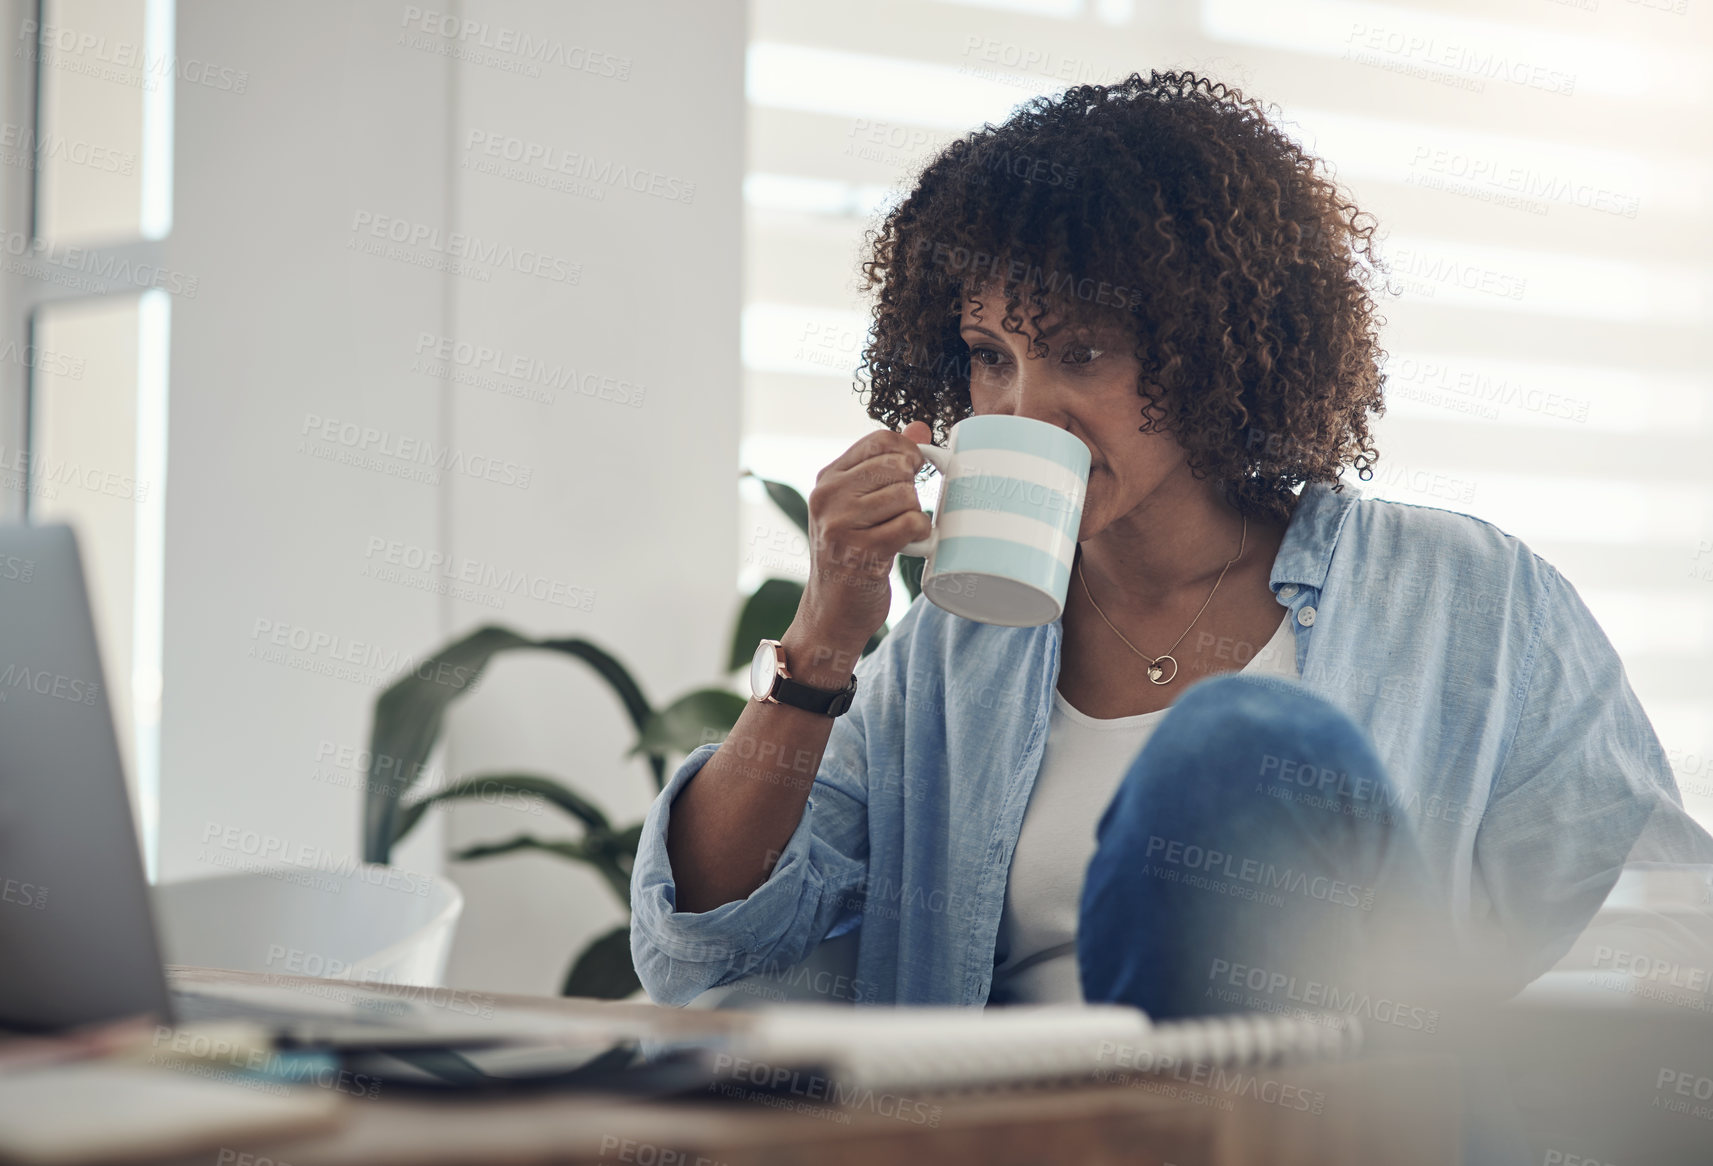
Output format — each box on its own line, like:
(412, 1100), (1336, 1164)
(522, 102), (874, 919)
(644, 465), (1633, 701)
(630, 71), (1709, 1024)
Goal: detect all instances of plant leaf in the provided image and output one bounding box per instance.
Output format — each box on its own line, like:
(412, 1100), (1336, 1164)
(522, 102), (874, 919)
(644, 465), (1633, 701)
(362, 626), (532, 864)
(587, 821), (645, 882)
(534, 638), (653, 735)
(362, 627), (656, 864)
(607, 822), (644, 854)
(522, 638), (665, 791)
(391, 773), (610, 847)
(758, 477), (810, 538)
(562, 925), (641, 999)
(726, 578), (805, 672)
(630, 689), (747, 759)
(456, 832), (633, 905)
(453, 833), (599, 864)
(862, 622), (887, 658)
(898, 507), (932, 600)
(898, 553), (926, 600)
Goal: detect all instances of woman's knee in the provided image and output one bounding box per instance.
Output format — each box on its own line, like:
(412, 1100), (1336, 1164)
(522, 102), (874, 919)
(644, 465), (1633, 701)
(1096, 672), (1399, 854)
(1125, 673), (1383, 796)
(1162, 673), (1373, 758)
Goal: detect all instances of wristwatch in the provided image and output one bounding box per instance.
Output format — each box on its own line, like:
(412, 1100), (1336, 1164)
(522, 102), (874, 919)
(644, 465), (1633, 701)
(749, 638), (859, 717)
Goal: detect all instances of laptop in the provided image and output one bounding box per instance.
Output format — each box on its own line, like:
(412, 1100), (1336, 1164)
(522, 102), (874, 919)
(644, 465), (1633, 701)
(0, 523), (554, 1048)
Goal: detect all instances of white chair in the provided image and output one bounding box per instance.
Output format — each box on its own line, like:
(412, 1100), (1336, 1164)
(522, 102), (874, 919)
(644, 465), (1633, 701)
(151, 864), (463, 987)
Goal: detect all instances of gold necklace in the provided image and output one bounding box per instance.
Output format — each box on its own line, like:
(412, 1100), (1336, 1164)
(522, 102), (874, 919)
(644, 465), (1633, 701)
(1075, 514), (1248, 686)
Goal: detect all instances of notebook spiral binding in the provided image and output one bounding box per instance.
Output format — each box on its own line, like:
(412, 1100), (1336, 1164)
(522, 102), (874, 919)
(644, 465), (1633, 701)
(1135, 1009), (1364, 1069)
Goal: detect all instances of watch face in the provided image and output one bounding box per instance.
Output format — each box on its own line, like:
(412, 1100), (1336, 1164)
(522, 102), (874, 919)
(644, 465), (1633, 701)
(749, 640), (779, 700)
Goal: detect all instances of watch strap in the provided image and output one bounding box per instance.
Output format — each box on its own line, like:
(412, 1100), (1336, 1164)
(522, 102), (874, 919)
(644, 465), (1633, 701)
(772, 671), (858, 717)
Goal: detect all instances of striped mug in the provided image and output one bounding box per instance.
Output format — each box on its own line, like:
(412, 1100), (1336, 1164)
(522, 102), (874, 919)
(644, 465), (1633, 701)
(901, 415), (1091, 627)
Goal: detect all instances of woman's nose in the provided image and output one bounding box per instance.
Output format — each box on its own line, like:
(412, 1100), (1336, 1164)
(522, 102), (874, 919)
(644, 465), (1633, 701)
(994, 365), (1067, 427)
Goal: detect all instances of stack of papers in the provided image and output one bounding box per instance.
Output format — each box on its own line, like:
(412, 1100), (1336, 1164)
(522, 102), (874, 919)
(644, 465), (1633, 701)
(731, 1003), (1153, 1090)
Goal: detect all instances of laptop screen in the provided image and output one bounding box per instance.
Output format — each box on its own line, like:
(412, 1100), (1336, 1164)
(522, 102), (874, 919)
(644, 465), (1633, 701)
(0, 523), (173, 1032)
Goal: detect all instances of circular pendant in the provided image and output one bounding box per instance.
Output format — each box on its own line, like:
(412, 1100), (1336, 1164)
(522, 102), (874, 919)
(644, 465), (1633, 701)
(1147, 655), (1179, 685)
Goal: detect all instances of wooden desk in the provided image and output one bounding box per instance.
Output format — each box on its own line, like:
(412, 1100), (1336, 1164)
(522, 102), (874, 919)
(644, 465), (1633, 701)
(130, 967), (1463, 1166)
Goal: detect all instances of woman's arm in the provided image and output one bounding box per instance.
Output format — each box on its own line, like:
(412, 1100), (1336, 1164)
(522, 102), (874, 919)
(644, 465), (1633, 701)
(665, 616), (871, 912)
(629, 422), (934, 1004)
(628, 608), (904, 1006)
(1472, 555), (1713, 989)
(662, 422), (933, 912)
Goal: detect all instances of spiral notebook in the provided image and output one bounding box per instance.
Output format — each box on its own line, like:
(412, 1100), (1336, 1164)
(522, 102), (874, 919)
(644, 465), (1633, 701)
(726, 1003), (1362, 1093)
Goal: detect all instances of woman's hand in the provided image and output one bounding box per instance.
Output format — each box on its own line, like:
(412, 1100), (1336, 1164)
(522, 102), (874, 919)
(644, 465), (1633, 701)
(796, 421), (935, 650)
(662, 423), (936, 914)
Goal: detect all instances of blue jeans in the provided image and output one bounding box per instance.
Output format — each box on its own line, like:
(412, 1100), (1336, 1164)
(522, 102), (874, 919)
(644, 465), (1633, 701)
(1077, 672), (1465, 1020)
(1076, 672), (1531, 1164)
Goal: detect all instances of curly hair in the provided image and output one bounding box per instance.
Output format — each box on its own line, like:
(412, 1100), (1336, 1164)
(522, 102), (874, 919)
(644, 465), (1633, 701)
(856, 68), (1389, 524)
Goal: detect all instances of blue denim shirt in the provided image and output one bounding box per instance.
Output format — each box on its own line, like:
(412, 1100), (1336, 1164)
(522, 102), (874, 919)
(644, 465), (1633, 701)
(630, 480), (1713, 1006)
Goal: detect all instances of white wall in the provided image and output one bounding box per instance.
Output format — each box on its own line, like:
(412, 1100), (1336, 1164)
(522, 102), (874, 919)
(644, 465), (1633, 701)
(437, 0), (744, 994)
(157, 0), (742, 994)
(157, 0), (450, 886)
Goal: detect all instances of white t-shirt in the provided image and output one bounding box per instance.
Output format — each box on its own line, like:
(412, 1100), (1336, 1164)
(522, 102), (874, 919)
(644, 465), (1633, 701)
(989, 611), (1301, 1005)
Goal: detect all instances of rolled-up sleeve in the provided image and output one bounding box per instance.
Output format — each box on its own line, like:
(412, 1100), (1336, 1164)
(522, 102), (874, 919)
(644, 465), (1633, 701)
(1472, 556), (1713, 985)
(628, 651), (884, 1006)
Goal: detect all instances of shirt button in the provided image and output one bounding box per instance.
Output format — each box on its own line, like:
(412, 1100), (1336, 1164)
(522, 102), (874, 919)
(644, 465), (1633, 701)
(1278, 583), (1299, 599)
(1297, 605), (1317, 627)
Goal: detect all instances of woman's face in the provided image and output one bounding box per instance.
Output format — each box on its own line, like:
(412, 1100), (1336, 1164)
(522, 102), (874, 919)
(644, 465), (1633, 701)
(959, 290), (1192, 542)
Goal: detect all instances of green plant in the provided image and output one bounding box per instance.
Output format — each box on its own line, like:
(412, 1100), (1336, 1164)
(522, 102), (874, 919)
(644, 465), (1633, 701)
(361, 473), (927, 998)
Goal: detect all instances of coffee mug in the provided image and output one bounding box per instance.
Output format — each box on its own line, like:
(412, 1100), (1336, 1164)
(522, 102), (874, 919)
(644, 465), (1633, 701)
(901, 414), (1091, 627)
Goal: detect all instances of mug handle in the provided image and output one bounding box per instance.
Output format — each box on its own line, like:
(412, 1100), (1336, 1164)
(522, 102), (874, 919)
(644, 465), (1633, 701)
(899, 444), (954, 559)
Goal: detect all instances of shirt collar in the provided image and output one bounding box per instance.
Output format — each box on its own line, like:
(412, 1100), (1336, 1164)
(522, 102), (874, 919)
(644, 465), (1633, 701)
(1268, 479), (1364, 596)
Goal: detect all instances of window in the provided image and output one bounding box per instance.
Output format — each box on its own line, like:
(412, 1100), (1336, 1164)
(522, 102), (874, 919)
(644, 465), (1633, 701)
(4, 0), (175, 873)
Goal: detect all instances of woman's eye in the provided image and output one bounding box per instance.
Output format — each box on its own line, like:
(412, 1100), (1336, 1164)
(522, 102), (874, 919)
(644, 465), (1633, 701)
(1062, 345), (1103, 365)
(969, 345), (1005, 368)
